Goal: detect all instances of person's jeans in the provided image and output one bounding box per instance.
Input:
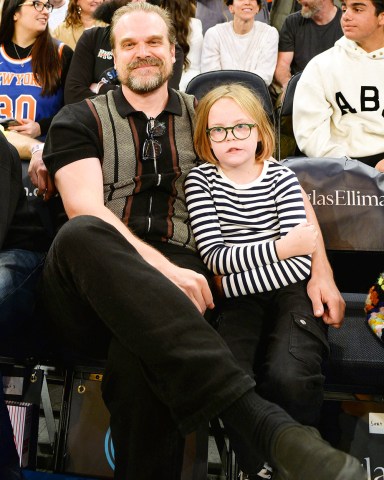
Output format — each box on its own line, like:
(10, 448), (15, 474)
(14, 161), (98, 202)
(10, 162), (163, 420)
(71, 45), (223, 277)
(41, 215), (256, 480)
(0, 249), (46, 330)
(217, 281), (329, 474)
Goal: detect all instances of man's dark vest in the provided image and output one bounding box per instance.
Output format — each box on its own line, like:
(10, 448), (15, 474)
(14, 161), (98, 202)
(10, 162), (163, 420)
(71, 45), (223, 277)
(89, 89), (197, 251)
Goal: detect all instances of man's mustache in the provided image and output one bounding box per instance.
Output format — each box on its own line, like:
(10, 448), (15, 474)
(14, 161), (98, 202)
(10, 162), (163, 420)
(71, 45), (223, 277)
(127, 58), (163, 71)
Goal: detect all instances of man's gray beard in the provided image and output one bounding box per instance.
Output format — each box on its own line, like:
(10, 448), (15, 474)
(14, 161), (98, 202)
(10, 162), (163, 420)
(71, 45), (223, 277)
(124, 70), (171, 93)
(301, 6), (320, 18)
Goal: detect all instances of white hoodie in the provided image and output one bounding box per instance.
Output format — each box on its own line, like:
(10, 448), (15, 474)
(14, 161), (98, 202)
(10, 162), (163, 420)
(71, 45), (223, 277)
(292, 36), (384, 159)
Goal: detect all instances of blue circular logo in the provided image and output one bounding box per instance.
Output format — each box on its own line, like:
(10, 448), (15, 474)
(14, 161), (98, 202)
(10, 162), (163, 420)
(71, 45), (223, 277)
(104, 428), (115, 471)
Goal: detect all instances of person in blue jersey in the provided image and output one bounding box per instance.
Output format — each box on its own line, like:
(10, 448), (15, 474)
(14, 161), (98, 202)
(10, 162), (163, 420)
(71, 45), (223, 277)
(185, 83), (330, 480)
(0, 0), (73, 143)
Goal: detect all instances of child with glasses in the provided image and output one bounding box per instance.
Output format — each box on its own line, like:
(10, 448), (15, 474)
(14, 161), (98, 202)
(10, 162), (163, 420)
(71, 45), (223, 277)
(185, 83), (328, 480)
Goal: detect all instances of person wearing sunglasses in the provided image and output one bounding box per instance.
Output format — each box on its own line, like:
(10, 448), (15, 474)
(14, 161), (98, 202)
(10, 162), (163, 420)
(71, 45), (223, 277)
(29, 3), (364, 480)
(0, 0), (73, 148)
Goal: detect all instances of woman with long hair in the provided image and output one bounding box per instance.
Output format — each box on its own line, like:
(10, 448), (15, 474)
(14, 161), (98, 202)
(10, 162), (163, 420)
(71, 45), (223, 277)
(157, 0), (203, 91)
(52, 0), (106, 50)
(0, 0), (73, 140)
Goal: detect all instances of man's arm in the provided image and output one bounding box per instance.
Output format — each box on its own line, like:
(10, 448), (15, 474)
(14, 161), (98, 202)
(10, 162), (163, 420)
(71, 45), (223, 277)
(301, 187), (345, 328)
(273, 51), (294, 91)
(54, 157), (215, 314)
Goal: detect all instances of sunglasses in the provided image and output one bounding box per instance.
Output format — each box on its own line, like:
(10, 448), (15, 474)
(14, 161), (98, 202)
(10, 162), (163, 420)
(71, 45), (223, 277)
(142, 117), (166, 161)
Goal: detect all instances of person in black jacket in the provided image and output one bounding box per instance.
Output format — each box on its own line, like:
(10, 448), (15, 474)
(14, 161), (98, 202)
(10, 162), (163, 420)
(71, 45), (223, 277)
(0, 129), (53, 480)
(64, 0), (184, 104)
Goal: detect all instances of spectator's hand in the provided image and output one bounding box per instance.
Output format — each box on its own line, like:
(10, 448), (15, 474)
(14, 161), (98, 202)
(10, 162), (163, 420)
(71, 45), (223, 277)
(9, 118), (41, 138)
(166, 264), (215, 315)
(375, 159), (384, 172)
(307, 270), (346, 329)
(28, 151), (56, 200)
(89, 82), (99, 94)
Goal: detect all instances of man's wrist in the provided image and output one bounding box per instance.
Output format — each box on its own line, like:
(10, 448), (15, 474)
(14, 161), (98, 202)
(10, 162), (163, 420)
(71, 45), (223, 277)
(31, 143), (44, 156)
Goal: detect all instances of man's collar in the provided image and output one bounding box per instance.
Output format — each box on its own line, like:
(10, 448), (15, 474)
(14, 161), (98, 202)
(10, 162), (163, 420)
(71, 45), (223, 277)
(112, 87), (183, 118)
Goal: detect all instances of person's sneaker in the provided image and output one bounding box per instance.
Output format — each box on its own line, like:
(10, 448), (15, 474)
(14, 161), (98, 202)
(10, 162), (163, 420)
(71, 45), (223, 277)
(239, 463), (273, 479)
(257, 462), (273, 479)
(272, 425), (365, 480)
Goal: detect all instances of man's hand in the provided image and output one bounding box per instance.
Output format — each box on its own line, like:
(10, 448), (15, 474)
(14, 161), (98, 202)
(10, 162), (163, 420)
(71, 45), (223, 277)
(375, 159), (384, 172)
(9, 119), (41, 138)
(28, 151), (56, 200)
(307, 270), (345, 329)
(165, 263), (215, 315)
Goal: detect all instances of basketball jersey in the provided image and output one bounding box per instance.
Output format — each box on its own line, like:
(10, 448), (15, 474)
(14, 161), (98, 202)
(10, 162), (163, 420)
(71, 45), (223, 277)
(0, 43), (64, 123)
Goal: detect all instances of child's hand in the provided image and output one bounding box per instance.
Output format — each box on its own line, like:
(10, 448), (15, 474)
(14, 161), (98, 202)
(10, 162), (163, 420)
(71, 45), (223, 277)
(276, 222), (318, 260)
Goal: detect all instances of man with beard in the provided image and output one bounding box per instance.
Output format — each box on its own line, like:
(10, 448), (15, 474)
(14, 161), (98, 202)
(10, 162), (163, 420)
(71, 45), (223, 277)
(273, 0), (343, 94)
(29, 3), (365, 480)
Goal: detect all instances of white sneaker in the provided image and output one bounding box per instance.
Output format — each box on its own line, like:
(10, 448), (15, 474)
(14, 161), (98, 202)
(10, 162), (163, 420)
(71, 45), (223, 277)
(256, 462), (273, 479)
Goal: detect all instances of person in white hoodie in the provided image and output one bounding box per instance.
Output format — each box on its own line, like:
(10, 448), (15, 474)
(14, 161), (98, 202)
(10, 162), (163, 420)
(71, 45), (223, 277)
(292, 0), (384, 172)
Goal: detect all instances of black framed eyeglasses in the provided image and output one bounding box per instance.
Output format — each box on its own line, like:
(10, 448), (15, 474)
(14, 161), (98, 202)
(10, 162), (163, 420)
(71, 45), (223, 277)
(142, 117), (166, 161)
(18, 1), (53, 12)
(206, 123), (257, 143)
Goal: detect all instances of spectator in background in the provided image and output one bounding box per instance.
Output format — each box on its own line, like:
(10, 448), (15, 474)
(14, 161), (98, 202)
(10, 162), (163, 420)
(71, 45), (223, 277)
(269, 0), (300, 32)
(0, 0), (73, 143)
(273, 0), (343, 96)
(196, 0), (269, 34)
(52, 0), (106, 50)
(48, 0), (69, 30)
(201, 0), (278, 86)
(196, 0), (231, 33)
(293, 0), (384, 172)
(158, 0), (203, 91)
(64, 0), (184, 104)
(0, 127), (56, 480)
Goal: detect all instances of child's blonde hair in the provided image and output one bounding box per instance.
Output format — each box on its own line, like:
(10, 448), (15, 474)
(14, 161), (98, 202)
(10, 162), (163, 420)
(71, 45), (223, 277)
(194, 83), (275, 165)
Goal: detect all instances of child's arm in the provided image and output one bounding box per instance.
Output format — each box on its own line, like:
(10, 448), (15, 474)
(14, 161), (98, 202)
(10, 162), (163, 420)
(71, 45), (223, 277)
(275, 222), (318, 260)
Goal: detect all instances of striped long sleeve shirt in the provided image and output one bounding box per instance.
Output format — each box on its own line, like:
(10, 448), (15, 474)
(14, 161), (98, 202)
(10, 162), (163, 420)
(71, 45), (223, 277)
(184, 160), (312, 298)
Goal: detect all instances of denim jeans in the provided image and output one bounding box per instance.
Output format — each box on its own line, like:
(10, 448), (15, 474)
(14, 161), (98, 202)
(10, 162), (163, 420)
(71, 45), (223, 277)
(217, 281), (330, 474)
(41, 216), (256, 480)
(0, 249), (46, 332)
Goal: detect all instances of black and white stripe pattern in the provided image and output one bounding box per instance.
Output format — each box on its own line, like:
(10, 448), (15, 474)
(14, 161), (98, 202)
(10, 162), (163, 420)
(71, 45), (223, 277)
(185, 160), (312, 297)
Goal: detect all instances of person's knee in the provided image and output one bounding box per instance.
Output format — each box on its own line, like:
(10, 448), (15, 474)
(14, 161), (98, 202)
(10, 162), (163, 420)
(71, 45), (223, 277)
(56, 215), (106, 248)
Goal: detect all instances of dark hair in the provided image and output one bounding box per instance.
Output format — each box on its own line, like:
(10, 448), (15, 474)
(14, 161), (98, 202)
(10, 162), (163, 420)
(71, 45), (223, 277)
(93, 0), (132, 24)
(0, 0), (63, 96)
(159, 0), (197, 69)
(371, 0), (384, 15)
